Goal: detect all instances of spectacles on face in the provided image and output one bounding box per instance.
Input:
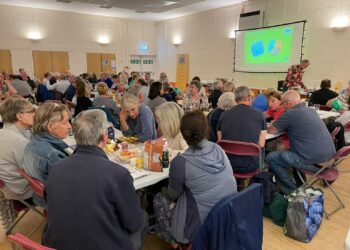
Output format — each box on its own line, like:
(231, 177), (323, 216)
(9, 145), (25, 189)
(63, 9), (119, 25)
(20, 109), (35, 114)
(280, 100), (289, 106)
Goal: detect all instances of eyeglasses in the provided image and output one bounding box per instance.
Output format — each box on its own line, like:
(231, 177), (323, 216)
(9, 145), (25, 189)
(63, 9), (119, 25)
(20, 109), (35, 114)
(280, 100), (290, 105)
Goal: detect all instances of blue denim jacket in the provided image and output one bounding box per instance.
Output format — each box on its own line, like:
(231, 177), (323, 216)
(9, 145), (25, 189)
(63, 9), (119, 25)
(22, 134), (68, 184)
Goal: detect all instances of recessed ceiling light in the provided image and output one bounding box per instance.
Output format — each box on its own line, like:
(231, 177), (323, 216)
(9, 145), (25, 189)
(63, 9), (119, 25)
(27, 31), (42, 40)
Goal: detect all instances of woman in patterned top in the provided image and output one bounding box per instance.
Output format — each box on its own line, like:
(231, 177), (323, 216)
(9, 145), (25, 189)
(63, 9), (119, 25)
(182, 80), (209, 112)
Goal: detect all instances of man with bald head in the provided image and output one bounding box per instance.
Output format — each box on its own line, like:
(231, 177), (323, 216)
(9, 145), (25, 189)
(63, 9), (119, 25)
(267, 90), (335, 194)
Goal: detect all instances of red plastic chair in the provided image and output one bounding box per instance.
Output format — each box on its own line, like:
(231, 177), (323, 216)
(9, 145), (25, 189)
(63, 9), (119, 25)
(296, 145), (350, 219)
(319, 105), (332, 111)
(17, 168), (45, 198)
(8, 233), (55, 250)
(218, 140), (261, 180)
(344, 121), (350, 132)
(331, 126), (341, 148)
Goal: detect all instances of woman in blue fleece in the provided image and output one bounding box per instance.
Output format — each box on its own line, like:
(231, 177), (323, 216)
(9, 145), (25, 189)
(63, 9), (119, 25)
(153, 110), (237, 246)
(22, 103), (71, 205)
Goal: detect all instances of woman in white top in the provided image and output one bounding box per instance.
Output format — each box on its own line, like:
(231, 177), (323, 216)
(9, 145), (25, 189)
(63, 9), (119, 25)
(155, 102), (188, 155)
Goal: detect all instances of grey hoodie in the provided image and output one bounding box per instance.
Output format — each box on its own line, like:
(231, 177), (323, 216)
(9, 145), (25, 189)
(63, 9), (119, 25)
(168, 140), (237, 242)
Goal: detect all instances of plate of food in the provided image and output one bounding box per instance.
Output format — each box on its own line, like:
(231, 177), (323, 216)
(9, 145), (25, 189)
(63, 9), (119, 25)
(116, 150), (138, 163)
(116, 136), (140, 144)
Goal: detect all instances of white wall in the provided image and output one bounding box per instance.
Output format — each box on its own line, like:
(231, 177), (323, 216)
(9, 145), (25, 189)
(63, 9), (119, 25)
(0, 4), (157, 77)
(156, 0), (350, 89)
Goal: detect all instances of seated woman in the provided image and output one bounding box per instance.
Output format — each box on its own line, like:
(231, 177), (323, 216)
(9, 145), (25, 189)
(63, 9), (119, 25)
(264, 90), (289, 150)
(155, 102), (188, 154)
(22, 103), (71, 184)
(74, 78), (92, 117)
(208, 92), (236, 142)
(93, 82), (120, 123)
(182, 80), (209, 112)
(264, 90), (285, 120)
(147, 81), (166, 112)
(153, 110), (237, 246)
(120, 93), (157, 142)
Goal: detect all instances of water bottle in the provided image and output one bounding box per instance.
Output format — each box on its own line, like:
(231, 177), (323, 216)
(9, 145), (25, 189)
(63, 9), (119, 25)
(107, 122), (115, 140)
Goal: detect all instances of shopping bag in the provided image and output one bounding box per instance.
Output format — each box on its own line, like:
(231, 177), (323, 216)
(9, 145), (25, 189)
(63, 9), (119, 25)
(265, 192), (288, 227)
(284, 187), (324, 242)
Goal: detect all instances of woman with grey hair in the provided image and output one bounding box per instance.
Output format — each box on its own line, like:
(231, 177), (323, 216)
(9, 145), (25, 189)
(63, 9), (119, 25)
(207, 92), (236, 142)
(22, 103), (71, 188)
(119, 93), (157, 142)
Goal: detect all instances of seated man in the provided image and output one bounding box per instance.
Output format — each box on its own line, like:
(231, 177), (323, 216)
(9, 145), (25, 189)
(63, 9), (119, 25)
(310, 79), (338, 105)
(208, 80), (224, 109)
(267, 90), (336, 194)
(10, 75), (32, 97)
(0, 96), (34, 200)
(120, 93), (157, 142)
(217, 86), (267, 173)
(0, 96), (34, 231)
(42, 109), (148, 250)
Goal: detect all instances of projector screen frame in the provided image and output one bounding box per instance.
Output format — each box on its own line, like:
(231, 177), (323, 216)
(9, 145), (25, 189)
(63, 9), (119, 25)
(233, 20), (307, 73)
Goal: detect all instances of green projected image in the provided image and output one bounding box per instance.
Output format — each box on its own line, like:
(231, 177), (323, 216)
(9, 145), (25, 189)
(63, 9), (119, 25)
(244, 26), (294, 64)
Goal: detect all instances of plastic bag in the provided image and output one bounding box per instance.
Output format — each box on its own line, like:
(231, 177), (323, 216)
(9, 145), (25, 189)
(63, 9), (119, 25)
(284, 187), (324, 242)
(144, 139), (164, 172)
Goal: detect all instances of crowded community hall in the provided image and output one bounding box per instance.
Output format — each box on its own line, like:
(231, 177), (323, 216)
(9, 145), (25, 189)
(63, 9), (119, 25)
(0, 0), (350, 249)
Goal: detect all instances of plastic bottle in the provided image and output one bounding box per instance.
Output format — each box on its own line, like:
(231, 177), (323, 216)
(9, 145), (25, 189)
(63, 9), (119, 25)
(162, 142), (169, 168)
(107, 122), (115, 140)
(135, 149), (144, 169)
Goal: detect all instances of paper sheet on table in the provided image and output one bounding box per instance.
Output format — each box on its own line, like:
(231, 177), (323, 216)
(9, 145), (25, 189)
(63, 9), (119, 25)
(129, 169), (150, 180)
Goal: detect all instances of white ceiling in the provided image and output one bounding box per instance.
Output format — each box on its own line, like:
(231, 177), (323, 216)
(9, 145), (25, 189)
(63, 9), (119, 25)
(0, 0), (243, 21)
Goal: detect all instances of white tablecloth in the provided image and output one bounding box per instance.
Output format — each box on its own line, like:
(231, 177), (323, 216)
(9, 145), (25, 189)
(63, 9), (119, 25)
(63, 132), (169, 190)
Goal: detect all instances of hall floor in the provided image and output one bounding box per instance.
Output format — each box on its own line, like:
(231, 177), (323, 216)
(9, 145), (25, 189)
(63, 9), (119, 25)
(1, 158), (349, 250)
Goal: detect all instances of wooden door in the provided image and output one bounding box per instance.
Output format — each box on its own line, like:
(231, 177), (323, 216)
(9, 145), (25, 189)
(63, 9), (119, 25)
(0, 50), (13, 74)
(101, 53), (116, 74)
(32, 51), (52, 80)
(51, 51), (69, 74)
(87, 53), (102, 75)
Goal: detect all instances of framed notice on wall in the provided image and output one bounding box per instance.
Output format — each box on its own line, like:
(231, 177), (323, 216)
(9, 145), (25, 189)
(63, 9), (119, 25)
(176, 54), (189, 91)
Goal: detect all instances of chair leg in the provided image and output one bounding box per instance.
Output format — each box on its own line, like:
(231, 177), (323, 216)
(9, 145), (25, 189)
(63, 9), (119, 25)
(5, 209), (29, 235)
(18, 200), (45, 218)
(28, 217), (46, 238)
(323, 180), (345, 218)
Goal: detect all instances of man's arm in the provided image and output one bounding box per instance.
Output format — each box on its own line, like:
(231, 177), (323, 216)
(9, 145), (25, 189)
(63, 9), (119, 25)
(217, 131), (222, 141)
(138, 108), (155, 142)
(268, 125), (279, 135)
(4, 80), (17, 97)
(258, 130), (267, 147)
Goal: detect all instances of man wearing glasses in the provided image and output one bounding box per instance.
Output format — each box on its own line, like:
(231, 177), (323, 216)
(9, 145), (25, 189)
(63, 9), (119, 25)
(267, 90), (335, 194)
(0, 96), (35, 231)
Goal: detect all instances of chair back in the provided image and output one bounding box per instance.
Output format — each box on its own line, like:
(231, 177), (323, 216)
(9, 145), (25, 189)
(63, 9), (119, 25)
(17, 168), (45, 198)
(319, 105), (331, 111)
(88, 106), (119, 129)
(8, 233), (55, 250)
(331, 126), (341, 141)
(218, 140), (261, 157)
(192, 183), (263, 250)
(335, 145), (350, 164)
(344, 121), (350, 132)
